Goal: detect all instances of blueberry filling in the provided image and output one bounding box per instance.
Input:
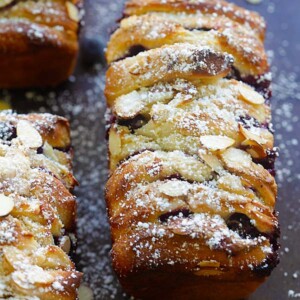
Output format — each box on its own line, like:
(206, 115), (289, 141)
(0, 122), (16, 141)
(37, 146), (44, 154)
(227, 67), (272, 100)
(238, 115), (262, 129)
(118, 114), (150, 132)
(226, 213), (261, 239)
(165, 174), (185, 181)
(116, 45), (148, 61)
(187, 27), (212, 32)
(253, 149), (278, 176)
(253, 251), (279, 277)
(53, 145), (72, 153)
(159, 209), (192, 223)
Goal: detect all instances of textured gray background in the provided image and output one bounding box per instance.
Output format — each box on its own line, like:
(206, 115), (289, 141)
(1, 0), (300, 299)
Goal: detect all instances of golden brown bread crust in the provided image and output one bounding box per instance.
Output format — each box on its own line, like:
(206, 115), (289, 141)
(0, 111), (82, 299)
(106, 14), (269, 78)
(0, 112), (71, 149)
(118, 272), (266, 300)
(105, 1), (279, 299)
(105, 44), (234, 105)
(107, 78), (274, 172)
(0, 0), (82, 88)
(106, 151), (279, 300)
(107, 0), (271, 96)
(124, 0), (266, 40)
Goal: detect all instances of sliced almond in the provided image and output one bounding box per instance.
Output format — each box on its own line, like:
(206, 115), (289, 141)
(17, 121), (43, 149)
(114, 91), (144, 118)
(194, 269), (224, 276)
(238, 85), (265, 105)
(12, 267), (55, 288)
(169, 225), (191, 236)
(200, 135), (235, 152)
(246, 147), (266, 159)
(3, 247), (27, 272)
(43, 142), (58, 161)
(0, 157), (17, 179)
(217, 174), (255, 199)
(78, 285), (94, 300)
(66, 1), (79, 22)
(0, 0), (14, 9)
(198, 260), (220, 268)
(0, 194), (14, 217)
(108, 127), (121, 156)
(59, 236), (71, 254)
(221, 148), (252, 170)
(199, 152), (224, 173)
(158, 180), (190, 197)
(239, 125), (267, 158)
(239, 125), (267, 146)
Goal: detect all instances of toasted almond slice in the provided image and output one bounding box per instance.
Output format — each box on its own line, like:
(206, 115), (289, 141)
(59, 236), (71, 254)
(66, 1), (79, 22)
(246, 146), (266, 159)
(0, 0), (14, 8)
(114, 91), (144, 118)
(239, 125), (267, 158)
(194, 269), (224, 276)
(109, 127), (122, 156)
(217, 174), (255, 199)
(239, 125), (267, 146)
(17, 120), (43, 149)
(0, 194), (14, 217)
(78, 285), (94, 300)
(221, 148), (252, 169)
(198, 260), (220, 268)
(43, 142), (58, 161)
(12, 267), (55, 288)
(158, 180), (190, 197)
(199, 152), (224, 173)
(200, 135), (235, 151)
(238, 85), (265, 105)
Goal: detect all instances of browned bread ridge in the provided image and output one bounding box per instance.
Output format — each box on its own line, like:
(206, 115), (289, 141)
(0, 111), (82, 299)
(0, 0), (82, 88)
(105, 1), (279, 299)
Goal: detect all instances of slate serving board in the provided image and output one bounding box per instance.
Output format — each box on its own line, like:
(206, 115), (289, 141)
(1, 0), (299, 299)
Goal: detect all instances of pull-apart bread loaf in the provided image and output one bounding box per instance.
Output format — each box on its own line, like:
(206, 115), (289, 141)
(0, 0), (82, 88)
(0, 111), (81, 299)
(105, 1), (279, 299)
(107, 0), (271, 97)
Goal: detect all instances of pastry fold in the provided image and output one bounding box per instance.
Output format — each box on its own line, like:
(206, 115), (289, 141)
(0, 111), (81, 299)
(105, 1), (279, 299)
(0, 0), (82, 88)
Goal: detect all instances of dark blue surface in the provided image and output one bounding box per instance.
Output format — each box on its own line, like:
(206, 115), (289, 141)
(1, 1), (299, 299)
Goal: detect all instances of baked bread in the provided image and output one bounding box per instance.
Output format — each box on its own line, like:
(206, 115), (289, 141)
(0, 111), (82, 299)
(105, 1), (279, 300)
(0, 0), (82, 88)
(107, 0), (271, 96)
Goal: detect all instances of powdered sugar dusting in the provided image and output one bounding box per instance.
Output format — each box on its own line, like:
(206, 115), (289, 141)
(0, 0), (298, 299)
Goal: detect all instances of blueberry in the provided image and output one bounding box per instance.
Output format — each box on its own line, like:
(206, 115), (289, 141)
(226, 213), (261, 239)
(0, 122), (16, 141)
(117, 114), (150, 132)
(159, 209), (192, 223)
(80, 36), (106, 66)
